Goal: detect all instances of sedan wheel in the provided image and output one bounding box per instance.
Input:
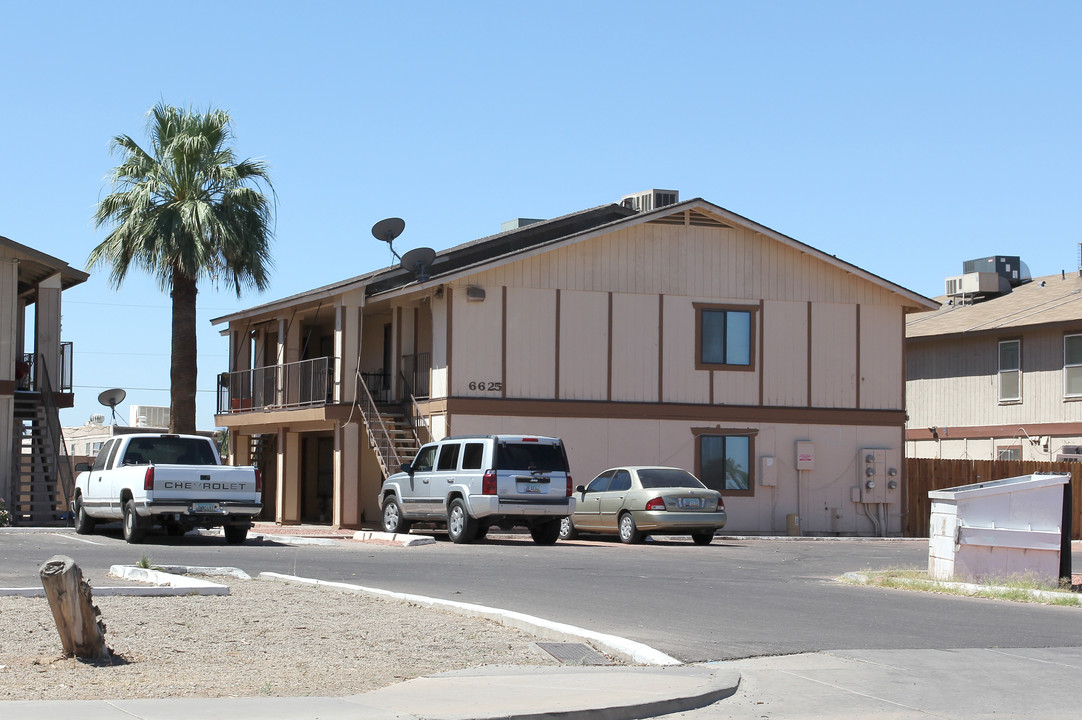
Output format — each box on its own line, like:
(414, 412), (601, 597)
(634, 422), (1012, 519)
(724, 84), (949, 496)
(691, 531), (714, 545)
(618, 513), (642, 544)
(558, 516), (577, 540)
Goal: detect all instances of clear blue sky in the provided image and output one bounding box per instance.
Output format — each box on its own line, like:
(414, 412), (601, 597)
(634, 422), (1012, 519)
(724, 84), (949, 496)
(2, 1), (1078, 431)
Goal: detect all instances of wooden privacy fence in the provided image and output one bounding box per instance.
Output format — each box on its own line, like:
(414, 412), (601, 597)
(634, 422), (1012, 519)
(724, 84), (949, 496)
(905, 458), (1082, 540)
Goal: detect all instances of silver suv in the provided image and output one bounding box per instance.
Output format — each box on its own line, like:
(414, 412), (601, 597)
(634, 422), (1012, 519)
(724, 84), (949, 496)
(379, 434), (574, 544)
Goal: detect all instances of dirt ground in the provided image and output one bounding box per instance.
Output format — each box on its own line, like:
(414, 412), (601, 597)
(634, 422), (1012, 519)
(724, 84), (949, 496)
(0, 575), (565, 700)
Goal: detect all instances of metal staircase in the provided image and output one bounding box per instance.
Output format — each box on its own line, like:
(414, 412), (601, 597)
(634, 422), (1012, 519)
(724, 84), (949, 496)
(356, 378), (422, 479)
(11, 392), (71, 525)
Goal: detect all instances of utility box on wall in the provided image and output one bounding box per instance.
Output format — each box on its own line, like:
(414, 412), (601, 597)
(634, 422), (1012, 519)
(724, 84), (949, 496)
(760, 456), (777, 486)
(796, 442), (814, 471)
(858, 448), (900, 504)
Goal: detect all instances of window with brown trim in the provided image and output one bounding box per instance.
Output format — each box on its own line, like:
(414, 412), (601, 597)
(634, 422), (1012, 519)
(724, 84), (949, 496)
(998, 339), (1021, 403)
(694, 304), (756, 371)
(996, 444), (1021, 461)
(695, 431), (755, 497)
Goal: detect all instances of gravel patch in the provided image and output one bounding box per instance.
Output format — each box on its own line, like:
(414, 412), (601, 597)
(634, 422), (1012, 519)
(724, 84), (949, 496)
(0, 576), (561, 700)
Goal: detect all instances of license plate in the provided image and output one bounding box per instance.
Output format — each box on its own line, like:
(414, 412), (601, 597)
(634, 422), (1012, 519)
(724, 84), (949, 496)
(192, 502), (220, 513)
(519, 483), (544, 494)
(678, 498), (702, 509)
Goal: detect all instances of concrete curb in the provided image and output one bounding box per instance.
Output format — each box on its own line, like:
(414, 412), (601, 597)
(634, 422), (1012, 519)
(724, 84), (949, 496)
(260, 571), (682, 666)
(352, 530), (436, 546)
(843, 571), (1082, 604)
(0, 565), (233, 598)
(347, 665), (740, 720)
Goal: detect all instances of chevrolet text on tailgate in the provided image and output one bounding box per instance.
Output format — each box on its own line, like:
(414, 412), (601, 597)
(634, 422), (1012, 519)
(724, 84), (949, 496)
(379, 434), (574, 544)
(72, 433), (261, 544)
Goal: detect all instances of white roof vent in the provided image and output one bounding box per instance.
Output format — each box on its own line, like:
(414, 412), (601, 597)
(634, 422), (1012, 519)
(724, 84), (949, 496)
(88, 414), (105, 426)
(620, 189), (679, 213)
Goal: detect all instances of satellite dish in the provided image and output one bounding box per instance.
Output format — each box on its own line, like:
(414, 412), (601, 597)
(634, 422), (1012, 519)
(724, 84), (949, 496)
(401, 247), (437, 281)
(97, 388), (127, 425)
(371, 217), (405, 261)
(372, 217), (404, 243)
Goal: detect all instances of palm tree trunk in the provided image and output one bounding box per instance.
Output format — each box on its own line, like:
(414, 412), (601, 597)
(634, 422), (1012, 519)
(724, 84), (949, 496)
(170, 269), (199, 433)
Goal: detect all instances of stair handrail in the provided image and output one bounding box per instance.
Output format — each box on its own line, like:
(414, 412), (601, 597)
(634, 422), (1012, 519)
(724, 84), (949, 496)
(356, 373), (402, 478)
(398, 371), (431, 447)
(36, 354), (74, 522)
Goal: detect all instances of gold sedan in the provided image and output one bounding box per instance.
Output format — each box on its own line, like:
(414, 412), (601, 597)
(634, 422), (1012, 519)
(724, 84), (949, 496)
(559, 466), (727, 545)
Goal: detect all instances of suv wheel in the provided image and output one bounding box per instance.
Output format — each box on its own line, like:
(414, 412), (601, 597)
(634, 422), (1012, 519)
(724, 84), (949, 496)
(618, 513), (642, 544)
(530, 519), (560, 545)
(558, 516), (577, 540)
(382, 497), (412, 534)
(446, 498), (478, 544)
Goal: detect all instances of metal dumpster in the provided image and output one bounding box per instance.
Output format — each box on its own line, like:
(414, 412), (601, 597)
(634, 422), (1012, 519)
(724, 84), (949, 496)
(928, 473), (1069, 585)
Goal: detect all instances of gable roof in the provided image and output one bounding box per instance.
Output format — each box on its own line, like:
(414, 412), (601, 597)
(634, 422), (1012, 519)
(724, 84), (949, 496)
(907, 272), (1082, 340)
(213, 196), (937, 325)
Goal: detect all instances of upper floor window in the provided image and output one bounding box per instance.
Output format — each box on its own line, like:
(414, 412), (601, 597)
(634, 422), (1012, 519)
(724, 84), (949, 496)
(695, 304), (755, 370)
(998, 339), (1021, 402)
(1065, 334), (1082, 398)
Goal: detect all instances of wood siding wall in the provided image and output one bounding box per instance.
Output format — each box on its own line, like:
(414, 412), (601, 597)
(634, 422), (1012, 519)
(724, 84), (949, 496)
(905, 457), (1081, 540)
(908, 326), (1082, 431)
(448, 221), (909, 409)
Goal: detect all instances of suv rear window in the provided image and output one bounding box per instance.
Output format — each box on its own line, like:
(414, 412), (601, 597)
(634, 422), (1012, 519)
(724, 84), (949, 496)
(495, 442), (568, 473)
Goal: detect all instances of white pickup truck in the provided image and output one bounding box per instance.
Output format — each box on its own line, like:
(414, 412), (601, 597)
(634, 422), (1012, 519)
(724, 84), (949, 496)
(72, 433), (261, 544)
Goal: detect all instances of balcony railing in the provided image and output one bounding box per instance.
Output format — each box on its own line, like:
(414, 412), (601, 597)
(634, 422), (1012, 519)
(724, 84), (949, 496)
(401, 352), (431, 399)
(18, 342), (73, 393)
(218, 356), (332, 414)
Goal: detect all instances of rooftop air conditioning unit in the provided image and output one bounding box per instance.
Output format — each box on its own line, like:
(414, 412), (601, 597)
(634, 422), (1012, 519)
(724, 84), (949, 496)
(620, 189), (679, 213)
(129, 404), (170, 428)
(944, 272), (1002, 297)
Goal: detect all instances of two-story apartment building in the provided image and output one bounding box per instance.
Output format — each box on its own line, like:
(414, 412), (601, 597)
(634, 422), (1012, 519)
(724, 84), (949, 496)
(907, 255), (1082, 461)
(1, 235), (88, 524)
(213, 191), (936, 535)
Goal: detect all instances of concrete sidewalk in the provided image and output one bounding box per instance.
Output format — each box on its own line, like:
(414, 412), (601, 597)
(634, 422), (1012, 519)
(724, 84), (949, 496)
(1, 665), (739, 720)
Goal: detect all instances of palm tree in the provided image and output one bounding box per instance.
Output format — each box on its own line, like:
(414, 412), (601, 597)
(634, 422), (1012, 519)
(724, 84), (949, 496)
(90, 103), (274, 434)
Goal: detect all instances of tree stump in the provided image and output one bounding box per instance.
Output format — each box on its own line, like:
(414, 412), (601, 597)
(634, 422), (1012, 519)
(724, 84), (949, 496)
(39, 555), (111, 661)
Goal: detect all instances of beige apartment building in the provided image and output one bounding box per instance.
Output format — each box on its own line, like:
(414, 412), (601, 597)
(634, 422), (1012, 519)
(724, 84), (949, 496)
(214, 191), (936, 535)
(907, 255), (1082, 461)
(1, 235), (87, 524)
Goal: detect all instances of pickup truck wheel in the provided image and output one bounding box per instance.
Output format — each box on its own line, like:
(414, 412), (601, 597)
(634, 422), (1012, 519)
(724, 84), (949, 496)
(223, 525), (248, 544)
(382, 498), (412, 534)
(74, 496), (95, 535)
(446, 498), (477, 544)
(530, 519), (560, 545)
(122, 500), (146, 544)
(558, 516), (577, 540)
(618, 513), (642, 544)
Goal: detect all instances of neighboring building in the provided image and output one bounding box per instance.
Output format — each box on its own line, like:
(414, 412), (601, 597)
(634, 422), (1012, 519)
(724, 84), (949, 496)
(907, 255), (1082, 461)
(1, 235), (88, 523)
(62, 405), (172, 459)
(213, 191), (936, 535)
